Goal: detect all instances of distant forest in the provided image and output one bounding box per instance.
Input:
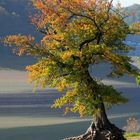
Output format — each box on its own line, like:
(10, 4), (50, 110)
(124, 4), (140, 24)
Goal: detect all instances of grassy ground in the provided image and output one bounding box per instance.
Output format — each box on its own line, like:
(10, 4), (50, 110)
(127, 137), (140, 140)
(125, 133), (140, 140)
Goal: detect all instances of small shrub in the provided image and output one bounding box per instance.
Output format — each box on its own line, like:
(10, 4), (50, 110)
(123, 117), (139, 133)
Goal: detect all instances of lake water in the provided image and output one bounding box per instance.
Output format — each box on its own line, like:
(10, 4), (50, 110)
(126, 34), (140, 56)
(0, 70), (140, 133)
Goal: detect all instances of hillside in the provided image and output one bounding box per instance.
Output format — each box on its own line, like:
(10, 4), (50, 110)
(124, 4), (140, 24)
(0, 0), (36, 70)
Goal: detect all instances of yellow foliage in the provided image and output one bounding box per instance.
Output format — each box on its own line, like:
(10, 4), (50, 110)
(61, 51), (73, 60)
(1, 0), (139, 117)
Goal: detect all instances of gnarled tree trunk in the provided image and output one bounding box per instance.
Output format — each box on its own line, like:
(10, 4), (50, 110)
(63, 103), (126, 140)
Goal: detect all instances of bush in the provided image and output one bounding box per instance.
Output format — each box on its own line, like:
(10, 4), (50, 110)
(123, 117), (139, 133)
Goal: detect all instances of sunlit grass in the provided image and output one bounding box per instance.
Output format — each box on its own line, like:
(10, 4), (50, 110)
(125, 133), (140, 139)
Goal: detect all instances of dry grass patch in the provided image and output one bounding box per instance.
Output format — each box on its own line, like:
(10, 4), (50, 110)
(125, 133), (140, 140)
(127, 137), (140, 140)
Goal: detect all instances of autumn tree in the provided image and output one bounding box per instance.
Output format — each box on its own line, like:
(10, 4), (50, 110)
(1, 0), (140, 139)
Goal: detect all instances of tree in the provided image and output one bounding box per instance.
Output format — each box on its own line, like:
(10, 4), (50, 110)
(1, 0), (140, 139)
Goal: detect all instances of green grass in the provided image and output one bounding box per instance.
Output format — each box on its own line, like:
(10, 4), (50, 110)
(125, 133), (140, 138)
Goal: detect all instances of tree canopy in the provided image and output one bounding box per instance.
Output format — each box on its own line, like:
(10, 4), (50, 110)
(2, 0), (140, 117)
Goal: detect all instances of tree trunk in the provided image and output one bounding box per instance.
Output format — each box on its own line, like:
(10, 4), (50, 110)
(63, 103), (126, 140)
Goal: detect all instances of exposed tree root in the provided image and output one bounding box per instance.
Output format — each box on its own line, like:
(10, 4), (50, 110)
(63, 122), (126, 140)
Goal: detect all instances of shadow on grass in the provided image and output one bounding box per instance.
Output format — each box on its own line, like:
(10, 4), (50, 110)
(0, 121), (91, 140)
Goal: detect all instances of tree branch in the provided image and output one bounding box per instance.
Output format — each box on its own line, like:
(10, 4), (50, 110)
(79, 35), (97, 50)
